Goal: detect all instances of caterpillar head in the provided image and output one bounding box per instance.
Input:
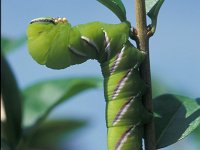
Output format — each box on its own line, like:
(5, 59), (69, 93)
(27, 17), (81, 69)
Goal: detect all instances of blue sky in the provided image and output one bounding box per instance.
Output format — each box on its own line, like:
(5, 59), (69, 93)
(2, 0), (200, 150)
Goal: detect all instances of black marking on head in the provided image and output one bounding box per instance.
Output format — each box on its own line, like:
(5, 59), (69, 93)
(30, 18), (55, 24)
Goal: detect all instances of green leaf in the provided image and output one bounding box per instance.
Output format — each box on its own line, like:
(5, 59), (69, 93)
(193, 125), (200, 139)
(1, 138), (11, 150)
(145, 0), (160, 14)
(193, 122), (200, 140)
(23, 77), (102, 126)
(1, 36), (26, 55)
(153, 94), (200, 148)
(1, 55), (22, 147)
(146, 0), (164, 19)
(24, 119), (86, 149)
(97, 0), (127, 22)
(145, 0), (164, 33)
(192, 101), (200, 147)
(152, 78), (168, 98)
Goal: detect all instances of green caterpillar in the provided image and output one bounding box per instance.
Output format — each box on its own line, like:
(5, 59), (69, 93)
(27, 17), (150, 150)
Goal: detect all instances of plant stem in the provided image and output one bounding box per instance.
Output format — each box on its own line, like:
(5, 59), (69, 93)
(134, 0), (156, 150)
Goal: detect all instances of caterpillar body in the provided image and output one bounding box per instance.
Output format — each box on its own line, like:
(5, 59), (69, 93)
(27, 17), (149, 150)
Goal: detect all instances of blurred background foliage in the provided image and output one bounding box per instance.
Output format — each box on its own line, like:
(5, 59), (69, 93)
(1, 34), (199, 150)
(1, 36), (101, 149)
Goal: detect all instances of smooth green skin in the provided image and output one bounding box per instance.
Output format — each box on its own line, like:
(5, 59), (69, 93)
(27, 19), (86, 69)
(27, 18), (151, 150)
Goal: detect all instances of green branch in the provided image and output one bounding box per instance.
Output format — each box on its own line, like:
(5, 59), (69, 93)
(134, 0), (156, 150)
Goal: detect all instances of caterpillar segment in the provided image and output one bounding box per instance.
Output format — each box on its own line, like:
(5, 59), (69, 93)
(27, 17), (150, 150)
(101, 42), (147, 150)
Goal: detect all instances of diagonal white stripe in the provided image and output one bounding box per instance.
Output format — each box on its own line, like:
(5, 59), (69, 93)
(112, 69), (133, 100)
(110, 46), (125, 75)
(81, 36), (99, 52)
